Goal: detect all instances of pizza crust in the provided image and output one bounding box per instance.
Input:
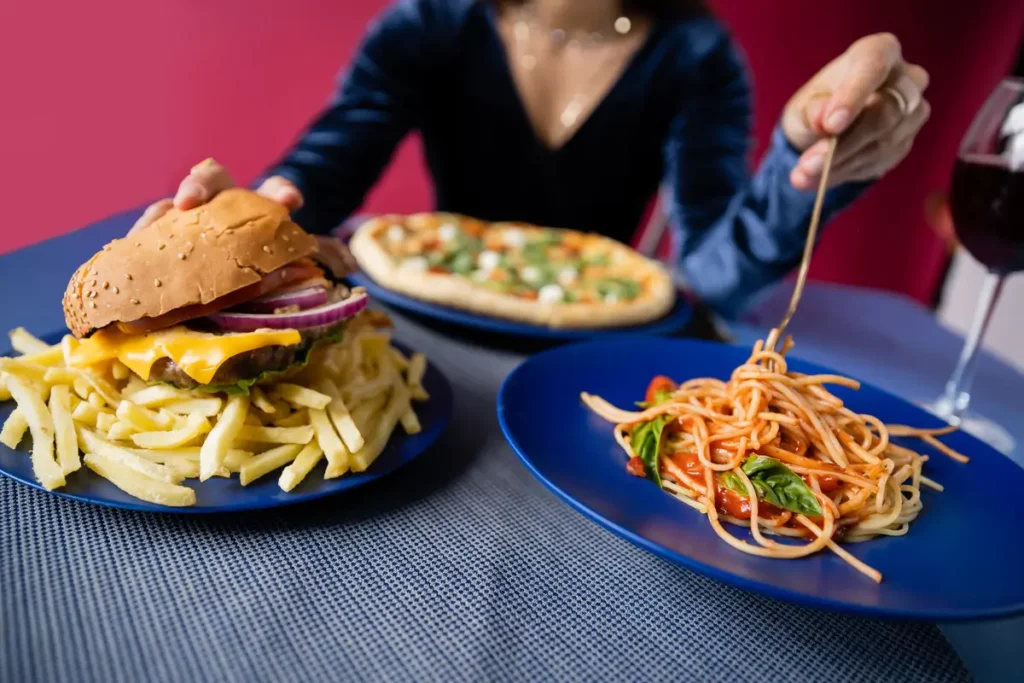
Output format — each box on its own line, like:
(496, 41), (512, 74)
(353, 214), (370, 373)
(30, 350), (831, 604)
(350, 216), (676, 329)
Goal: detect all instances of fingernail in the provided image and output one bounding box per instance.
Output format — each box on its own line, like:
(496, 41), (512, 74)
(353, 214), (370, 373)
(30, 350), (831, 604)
(801, 152), (825, 175)
(825, 108), (850, 133)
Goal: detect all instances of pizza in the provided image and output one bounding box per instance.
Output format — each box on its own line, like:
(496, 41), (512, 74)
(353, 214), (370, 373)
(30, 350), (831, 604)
(349, 213), (676, 328)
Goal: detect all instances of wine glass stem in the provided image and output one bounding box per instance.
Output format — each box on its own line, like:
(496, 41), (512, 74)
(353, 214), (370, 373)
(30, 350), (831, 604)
(940, 272), (1005, 421)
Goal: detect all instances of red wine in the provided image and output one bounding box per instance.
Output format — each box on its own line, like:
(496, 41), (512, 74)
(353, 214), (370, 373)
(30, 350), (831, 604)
(950, 157), (1024, 273)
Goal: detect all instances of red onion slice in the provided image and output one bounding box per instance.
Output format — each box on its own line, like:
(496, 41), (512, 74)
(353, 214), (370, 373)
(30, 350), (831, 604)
(209, 291), (369, 332)
(239, 286), (328, 313)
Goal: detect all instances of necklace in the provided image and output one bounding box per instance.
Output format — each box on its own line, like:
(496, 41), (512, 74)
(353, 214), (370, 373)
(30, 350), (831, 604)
(510, 3), (634, 130)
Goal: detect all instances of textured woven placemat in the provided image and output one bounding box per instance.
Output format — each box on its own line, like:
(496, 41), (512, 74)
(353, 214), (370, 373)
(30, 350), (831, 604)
(0, 314), (970, 683)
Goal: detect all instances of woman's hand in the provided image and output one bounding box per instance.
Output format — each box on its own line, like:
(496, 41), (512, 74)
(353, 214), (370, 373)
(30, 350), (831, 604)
(129, 158), (304, 232)
(130, 158), (357, 277)
(781, 33), (931, 191)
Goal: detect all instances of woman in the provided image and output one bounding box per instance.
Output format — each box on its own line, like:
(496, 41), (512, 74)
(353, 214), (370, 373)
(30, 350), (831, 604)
(133, 0), (930, 317)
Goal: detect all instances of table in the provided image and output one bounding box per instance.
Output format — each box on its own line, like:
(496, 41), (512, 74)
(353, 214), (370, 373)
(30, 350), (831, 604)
(1, 209), (1019, 683)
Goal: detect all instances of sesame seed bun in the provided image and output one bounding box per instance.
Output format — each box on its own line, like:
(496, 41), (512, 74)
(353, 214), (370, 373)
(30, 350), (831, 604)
(63, 188), (318, 338)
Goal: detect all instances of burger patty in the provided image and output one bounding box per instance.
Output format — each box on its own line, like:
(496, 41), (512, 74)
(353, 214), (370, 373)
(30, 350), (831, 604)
(149, 324), (339, 389)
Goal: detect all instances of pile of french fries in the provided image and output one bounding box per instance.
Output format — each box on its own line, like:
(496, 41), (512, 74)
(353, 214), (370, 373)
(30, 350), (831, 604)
(0, 327), (429, 507)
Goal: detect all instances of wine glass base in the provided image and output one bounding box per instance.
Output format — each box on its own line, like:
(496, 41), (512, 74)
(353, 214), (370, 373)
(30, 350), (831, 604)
(919, 402), (1016, 455)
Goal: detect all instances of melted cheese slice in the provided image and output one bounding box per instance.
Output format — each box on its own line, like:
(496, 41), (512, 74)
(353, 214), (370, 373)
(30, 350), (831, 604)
(65, 326), (301, 385)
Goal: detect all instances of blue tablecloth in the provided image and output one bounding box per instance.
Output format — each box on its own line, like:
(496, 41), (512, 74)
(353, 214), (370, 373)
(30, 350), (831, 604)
(1, 209), (1019, 682)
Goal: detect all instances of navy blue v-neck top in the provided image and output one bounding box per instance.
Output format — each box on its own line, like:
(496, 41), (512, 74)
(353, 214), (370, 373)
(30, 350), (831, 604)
(270, 0), (866, 316)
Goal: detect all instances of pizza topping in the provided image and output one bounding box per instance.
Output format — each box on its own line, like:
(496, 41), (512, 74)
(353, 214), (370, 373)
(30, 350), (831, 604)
(503, 228), (526, 248)
(557, 267), (578, 286)
(538, 284), (565, 304)
(478, 250), (501, 271)
(439, 223), (459, 242)
(386, 224), (405, 243)
(520, 265), (542, 284)
(597, 278), (642, 301)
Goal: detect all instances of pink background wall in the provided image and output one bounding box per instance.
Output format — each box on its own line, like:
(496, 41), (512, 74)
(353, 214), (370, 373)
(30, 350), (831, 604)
(2, 1), (1022, 304)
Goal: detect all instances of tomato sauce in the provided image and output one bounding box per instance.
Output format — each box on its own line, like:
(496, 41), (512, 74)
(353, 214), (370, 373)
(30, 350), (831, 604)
(668, 451), (784, 521)
(626, 457), (646, 477)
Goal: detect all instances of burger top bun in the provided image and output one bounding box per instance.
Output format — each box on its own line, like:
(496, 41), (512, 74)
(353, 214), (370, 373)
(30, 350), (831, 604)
(63, 188), (318, 338)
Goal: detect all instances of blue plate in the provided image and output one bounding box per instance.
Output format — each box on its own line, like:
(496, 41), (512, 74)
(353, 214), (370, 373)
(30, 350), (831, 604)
(347, 271), (692, 341)
(0, 336), (453, 514)
(497, 336), (1024, 621)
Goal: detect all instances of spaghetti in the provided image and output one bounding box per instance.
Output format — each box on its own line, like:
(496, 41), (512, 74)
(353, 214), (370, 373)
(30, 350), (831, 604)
(581, 330), (969, 583)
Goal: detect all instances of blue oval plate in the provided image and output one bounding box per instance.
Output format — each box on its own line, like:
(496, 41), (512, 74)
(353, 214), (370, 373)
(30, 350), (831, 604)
(0, 337), (453, 514)
(497, 336), (1024, 621)
(347, 271), (692, 341)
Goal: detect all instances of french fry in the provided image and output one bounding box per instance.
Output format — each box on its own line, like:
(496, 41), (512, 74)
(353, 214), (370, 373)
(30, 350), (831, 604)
(0, 408), (28, 449)
(319, 379), (364, 452)
(43, 367), (79, 386)
(111, 361), (130, 381)
(88, 392), (106, 409)
(83, 452), (195, 507)
(279, 442), (324, 492)
(400, 407), (422, 435)
(122, 384), (186, 407)
(79, 428), (184, 484)
(122, 376), (148, 395)
(349, 381), (411, 473)
(200, 394), (249, 480)
(239, 444), (302, 485)
(310, 407), (348, 473)
(236, 424), (314, 445)
(71, 400), (105, 428)
(351, 393), (389, 433)
(0, 358), (49, 383)
(223, 449), (253, 472)
(72, 376), (92, 400)
(132, 414), (210, 450)
(407, 353), (429, 401)
(244, 412), (263, 427)
(250, 386), (276, 414)
(0, 383), (10, 402)
(161, 397), (222, 417)
(389, 347), (410, 372)
(273, 383), (332, 410)
(9, 327), (52, 356)
(116, 401), (175, 431)
(359, 333), (391, 359)
(3, 373), (64, 490)
(343, 374), (392, 403)
(107, 421), (138, 442)
(49, 386), (80, 474)
(73, 370), (120, 406)
(96, 412), (117, 433)
(271, 409), (308, 428)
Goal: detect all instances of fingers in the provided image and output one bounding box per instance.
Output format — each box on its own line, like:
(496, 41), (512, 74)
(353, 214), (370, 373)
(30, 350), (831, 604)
(829, 136), (915, 186)
(831, 89), (930, 170)
(256, 176), (304, 211)
(129, 199), (173, 234)
(822, 33), (903, 135)
(833, 97), (931, 181)
(174, 158), (235, 210)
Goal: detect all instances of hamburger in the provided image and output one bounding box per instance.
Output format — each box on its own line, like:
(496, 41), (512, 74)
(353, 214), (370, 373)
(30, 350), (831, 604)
(62, 188), (378, 391)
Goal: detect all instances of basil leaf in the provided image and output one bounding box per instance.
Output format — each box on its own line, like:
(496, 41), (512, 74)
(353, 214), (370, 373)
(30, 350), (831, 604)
(719, 471), (747, 496)
(741, 455), (823, 517)
(448, 251), (475, 275)
(631, 416), (668, 488)
(597, 278), (641, 301)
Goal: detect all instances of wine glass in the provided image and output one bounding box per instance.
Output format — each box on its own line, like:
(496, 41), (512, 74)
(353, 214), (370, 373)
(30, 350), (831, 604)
(926, 78), (1024, 454)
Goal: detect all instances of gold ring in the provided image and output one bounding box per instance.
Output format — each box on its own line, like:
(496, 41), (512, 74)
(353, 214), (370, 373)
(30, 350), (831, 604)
(881, 85), (910, 117)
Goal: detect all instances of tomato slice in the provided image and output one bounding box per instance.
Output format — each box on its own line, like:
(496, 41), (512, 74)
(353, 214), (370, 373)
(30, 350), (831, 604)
(645, 375), (677, 404)
(116, 261), (325, 335)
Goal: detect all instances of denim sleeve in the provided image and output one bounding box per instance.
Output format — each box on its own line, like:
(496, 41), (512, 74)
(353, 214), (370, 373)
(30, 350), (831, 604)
(663, 28), (869, 318)
(266, 0), (456, 235)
